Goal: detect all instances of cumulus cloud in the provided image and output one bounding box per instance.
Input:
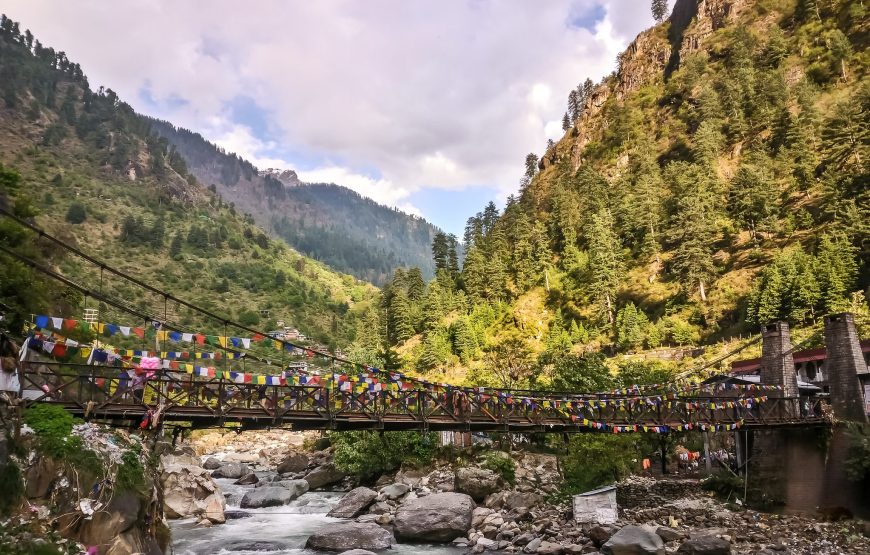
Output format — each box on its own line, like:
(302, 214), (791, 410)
(7, 0), (660, 221)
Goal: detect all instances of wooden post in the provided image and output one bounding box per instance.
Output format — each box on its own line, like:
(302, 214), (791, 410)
(703, 431), (712, 475)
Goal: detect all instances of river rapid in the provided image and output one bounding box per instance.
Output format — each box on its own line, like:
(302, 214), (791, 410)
(168, 473), (465, 555)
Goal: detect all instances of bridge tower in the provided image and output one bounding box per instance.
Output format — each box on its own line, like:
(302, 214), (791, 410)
(760, 321), (799, 398)
(823, 313), (868, 424)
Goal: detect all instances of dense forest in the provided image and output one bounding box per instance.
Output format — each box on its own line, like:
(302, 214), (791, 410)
(0, 14), (378, 351)
(146, 118), (442, 285)
(367, 0), (869, 388)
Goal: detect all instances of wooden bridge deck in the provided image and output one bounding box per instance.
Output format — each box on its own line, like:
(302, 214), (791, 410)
(18, 362), (830, 432)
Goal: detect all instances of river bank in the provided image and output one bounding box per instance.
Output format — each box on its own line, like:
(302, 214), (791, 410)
(160, 429), (870, 555)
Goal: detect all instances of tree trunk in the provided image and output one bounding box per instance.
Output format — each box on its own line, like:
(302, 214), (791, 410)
(699, 279), (707, 302)
(605, 293), (614, 324)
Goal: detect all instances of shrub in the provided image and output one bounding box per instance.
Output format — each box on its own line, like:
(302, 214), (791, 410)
(561, 434), (639, 494)
(332, 431), (435, 481)
(23, 404), (98, 469)
(701, 471), (744, 499)
(65, 201), (87, 224)
(116, 445), (147, 494)
(481, 452), (516, 485)
(0, 460), (23, 516)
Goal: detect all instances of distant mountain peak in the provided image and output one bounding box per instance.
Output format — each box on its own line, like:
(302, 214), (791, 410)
(258, 168), (300, 187)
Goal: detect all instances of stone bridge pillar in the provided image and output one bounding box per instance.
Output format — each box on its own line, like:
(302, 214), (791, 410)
(823, 313), (868, 424)
(760, 321), (799, 398)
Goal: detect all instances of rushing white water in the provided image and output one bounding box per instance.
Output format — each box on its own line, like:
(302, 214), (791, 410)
(168, 475), (465, 555)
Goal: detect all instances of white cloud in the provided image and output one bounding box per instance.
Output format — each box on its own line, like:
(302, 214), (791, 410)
(6, 0), (658, 225)
(296, 166), (421, 216)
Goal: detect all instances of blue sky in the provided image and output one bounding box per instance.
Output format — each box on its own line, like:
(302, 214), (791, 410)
(8, 0), (663, 235)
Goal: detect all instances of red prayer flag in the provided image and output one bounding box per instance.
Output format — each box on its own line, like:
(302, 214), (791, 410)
(133, 327), (145, 339)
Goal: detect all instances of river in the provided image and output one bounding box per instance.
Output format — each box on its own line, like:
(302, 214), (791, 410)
(169, 474), (466, 555)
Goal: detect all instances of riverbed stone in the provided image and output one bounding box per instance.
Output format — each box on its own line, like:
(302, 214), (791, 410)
(455, 467), (501, 502)
(211, 462), (251, 479)
(234, 473), (259, 485)
(380, 483), (410, 500)
(305, 463), (346, 489)
(601, 525), (665, 555)
(202, 457), (222, 470)
(277, 451), (309, 474)
(676, 536), (731, 555)
(394, 492), (475, 541)
(306, 521), (395, 551)
(240, 486), (299, 508)
(328, 487), (379, 518)
(271, 479), (310, 498)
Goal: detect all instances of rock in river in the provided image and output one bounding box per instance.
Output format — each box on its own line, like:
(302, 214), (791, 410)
(211, 462), (251, 479)
(394, 492), (475, 542)
(327, 487), (378, 518)
(240, 486), (302, 508)
(304, 463), (346, 490)
(305, 522), (395, 551)
(161, 464), (226, 524)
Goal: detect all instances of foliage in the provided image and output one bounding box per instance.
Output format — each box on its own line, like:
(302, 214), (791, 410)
(331, 431), (435, 481)
(64, 201), (86, 224)
(0, 459), (23, 516)
(481, 452), (516, 485)
(22, 404), (98, 469)
(701, 471), (744, 499)
(116, 444), (147, 494)
(844, 422), (870, 483)
(561, 434), (639, 494)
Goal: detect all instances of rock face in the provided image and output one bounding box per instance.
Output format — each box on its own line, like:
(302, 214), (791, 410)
(455, 467), (501, 501)
(676, 536), (731, 555)
(304, 463), (346, 489)
(75, 491), (162, 555)
(601, 525), (665, 555)
(211, 462), (251, 479)
(161, 464), (226, 524)
(394, 492), (475, 542)
(240, 486), (303, 508)
(328, 487), (379, 518)
(484, 489), (543, 510)
(305, 522), (395, 551)
(277, 451), (309, 474)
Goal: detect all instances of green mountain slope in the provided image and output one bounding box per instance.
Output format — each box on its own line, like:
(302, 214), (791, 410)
(375, 0), (869, 385)
(146, 118), (442, 286)
(0, 14), (378, 350)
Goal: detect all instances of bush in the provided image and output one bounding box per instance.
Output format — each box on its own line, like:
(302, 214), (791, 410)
(23, 404), (98, 469)
(65, 201), (87, 224)
(0, 460), (23, 516)
(332, 431), (435, 481)
(561, 434), (639, 494)
(116, 445), (147, 494)
(701, 471), (744, 499)
(845, 422), (870, 483)
(481, 452), (516, 485)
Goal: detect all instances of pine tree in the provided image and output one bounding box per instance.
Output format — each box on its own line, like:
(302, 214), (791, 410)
(729, 158), (779, 243)
(447, 234), (460, 280)
(461, 246), (487, 304)
(562, 112), (571, 132)
(431, 232), (449, 271)
(388, 292), (415, 344)
(169, 233), (183, 259)
(406, 267), (425, 301)
(524, 153), (539, 179)
(651, 0), (668, 23)
(814, 233), (857, 313)
(587, 209), (623, 323)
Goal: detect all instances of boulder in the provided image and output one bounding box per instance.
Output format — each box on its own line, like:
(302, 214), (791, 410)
(202, 457), (222, 470)
(655, 527), (684, 543)
(380, 483), (410, 500)
(277, 451), (309, 474)
(601, 525), (665, 555)
(306, 522), (395, 551)
(537, 541), (565, 555)
(589, 526), (613, 548)
(25, 457), (58, 499)
(426, 469), (456, 492)
(272, 479), (310, 497)
(240, 486), (300, 508)
(676, 536), (731, 555)
(455, 467), (501, 502)
(305, 463), (346, 489)
(394, 492), (475, 542)
(524, 538), (543, 553)
(328, 487), (379, 518)
(234, 473), (259, 485)
(484, 490), (543, 510)
(211, 462), (251, 479)
(161, 464), (226, 523)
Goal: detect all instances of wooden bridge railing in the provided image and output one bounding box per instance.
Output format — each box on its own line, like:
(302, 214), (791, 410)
(17, 361), (829, 432)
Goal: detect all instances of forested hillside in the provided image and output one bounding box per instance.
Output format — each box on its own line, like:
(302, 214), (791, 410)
(369, 0), (869, 386)
(0, 15), (378, 349)
(147, 118), (442, 285)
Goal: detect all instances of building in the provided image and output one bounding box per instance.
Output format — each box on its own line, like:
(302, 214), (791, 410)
(729, 338), (870, 415)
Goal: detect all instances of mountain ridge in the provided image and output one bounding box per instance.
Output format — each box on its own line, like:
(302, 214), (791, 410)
(146, 117), (442, 285)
